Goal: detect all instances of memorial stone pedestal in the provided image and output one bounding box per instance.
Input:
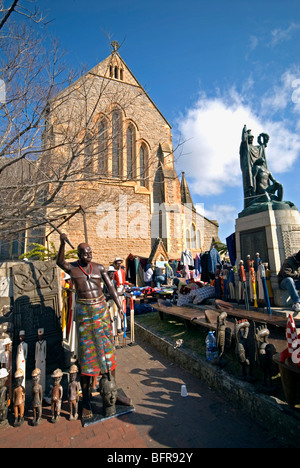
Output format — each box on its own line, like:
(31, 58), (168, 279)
(235, 205), (300, 307)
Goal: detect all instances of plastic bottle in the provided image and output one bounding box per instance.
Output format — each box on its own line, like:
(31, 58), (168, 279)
(205, 331), (218, 362)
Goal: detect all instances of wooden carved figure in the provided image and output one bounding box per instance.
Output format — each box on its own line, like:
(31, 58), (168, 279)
(235, 320), (256, 382)
(256, 325), (277, 387)
(0, 337), (12, 403)
(56, 234), (124, 420)
(51, 368), (63, 423)
(99, 371), (117, 418)
(31, 368), (42, 426)
(68, 365), (79, 421)
(13, 368), (25, 427)
(16, 331), (28, 389)
(0, 368), (9, 426)
(35, 328), (46, 398)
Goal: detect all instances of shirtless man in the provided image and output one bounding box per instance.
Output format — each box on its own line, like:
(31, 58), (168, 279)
(56, 234), (123, 419)
(252, 157), (283, 203)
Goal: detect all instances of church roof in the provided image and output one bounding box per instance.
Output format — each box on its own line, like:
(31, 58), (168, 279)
(75, 45), (172, 129)
(148, 238), (169, 264)
(180, 172), (195, 209)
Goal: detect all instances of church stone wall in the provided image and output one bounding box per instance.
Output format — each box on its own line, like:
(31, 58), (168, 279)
(46, 52), (220, 267)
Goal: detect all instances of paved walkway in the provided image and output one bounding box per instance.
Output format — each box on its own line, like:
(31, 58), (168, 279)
(0, 339), (285, 449)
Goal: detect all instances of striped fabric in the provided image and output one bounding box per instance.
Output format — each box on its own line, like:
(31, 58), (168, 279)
(75, 296), (116, 376)
(287, 314), (298, 355)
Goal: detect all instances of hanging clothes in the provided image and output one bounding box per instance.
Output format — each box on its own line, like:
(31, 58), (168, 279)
(226, 233), (236, 267)
(180, 249), (194, 267)
(182, 265), (191, 280)
(194, 253), (202, 277)
(208, 247), (221, 274)
(265, 264), (274, 304)
(200, 252), (210, 282)
(170, 260), (178, 277)
(228, 268), (235, 300)
(126, 254), (136, 284)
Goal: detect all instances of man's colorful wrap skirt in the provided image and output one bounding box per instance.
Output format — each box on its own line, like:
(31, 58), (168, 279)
(75, 296), (116, 376)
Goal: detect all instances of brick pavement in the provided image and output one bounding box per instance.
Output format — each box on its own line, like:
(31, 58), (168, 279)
(0, 339), (285, 448)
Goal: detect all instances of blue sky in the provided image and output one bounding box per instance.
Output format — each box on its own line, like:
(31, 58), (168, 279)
(37, 0), (300, 242)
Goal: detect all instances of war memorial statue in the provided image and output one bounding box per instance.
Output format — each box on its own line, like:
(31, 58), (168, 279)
(236, 124), (300, 307)
(239, 124), (295, 214)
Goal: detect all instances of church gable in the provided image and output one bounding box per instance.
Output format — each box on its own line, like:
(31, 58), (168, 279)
(43, 45), (219, 265)
(92, 52), (140, 88)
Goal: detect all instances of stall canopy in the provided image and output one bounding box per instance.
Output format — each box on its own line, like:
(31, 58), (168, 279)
(126, 254), (147, 287)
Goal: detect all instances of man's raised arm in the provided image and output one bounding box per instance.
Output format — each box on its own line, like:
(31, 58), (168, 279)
(56, 233), (72, 273)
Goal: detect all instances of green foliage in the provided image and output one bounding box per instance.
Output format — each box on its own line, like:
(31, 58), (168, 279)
(19, 242), (78, 261)
(212, 241), (228, 256)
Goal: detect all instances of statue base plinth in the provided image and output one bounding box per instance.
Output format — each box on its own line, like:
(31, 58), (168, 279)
(81, 388), (134, 428)
(238, 200), (297, 219)
(235, 205), (300, 307)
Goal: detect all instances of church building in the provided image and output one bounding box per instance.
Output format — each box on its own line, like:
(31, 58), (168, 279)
(43, 42), (219, 266)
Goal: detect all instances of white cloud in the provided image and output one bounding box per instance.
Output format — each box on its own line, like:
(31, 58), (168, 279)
(260, 68), (300, 114)
(195, 203), (236, 224)
(269, 23), (300, 47)
(175, 76), (300, 197)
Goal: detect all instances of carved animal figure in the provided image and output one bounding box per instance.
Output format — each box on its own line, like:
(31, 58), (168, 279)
(255, 325), (278, 386)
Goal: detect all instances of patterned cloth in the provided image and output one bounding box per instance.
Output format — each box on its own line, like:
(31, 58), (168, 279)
(177, 285), (215, 307)
(280, 314), (300, 367)
(75, 296), (116, 376)
(286, 314), (297, 356)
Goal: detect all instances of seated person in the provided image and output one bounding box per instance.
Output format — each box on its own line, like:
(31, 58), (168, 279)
(164, 261), (175, 285)
(278, 250), (300, 313)
(153, 266), (166, 288)
(143, 263), (153, 287)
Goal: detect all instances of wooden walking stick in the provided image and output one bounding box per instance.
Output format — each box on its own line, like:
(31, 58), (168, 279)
(250, 262), (258, 309)
(122, 296), (127, 346)
(239, 261), (250, 310)
(113, 303), (119, 347)
(130, 293), (135, 344)
(258, 263), (272, 315)
(43, 217), (75, 249)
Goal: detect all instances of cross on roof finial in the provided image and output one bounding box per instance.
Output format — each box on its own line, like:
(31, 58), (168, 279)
(111, 40), (120, 53)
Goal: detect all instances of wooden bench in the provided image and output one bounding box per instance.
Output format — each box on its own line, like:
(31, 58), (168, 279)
(152, 302), (222, 331)
(206, 304), (300, 329)
(152, 302), (287, 352)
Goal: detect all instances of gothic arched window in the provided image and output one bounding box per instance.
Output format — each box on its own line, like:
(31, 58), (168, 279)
(126, 125), (135, 179)
(84, 132), (93, 178)
(197, 229), (201, 249)
(186, 229), (190, 249)
(112, 109), (122, 178)
(191, 223), (196, 249)
(98, 119), (108, 175)
(139, 144), (147, 187)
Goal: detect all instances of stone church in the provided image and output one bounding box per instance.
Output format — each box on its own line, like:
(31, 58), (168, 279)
(42, 42), (219, 266)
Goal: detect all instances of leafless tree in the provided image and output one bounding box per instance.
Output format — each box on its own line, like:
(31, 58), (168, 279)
(0, 0), (48, 30)
(0, 4), (180, 255)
